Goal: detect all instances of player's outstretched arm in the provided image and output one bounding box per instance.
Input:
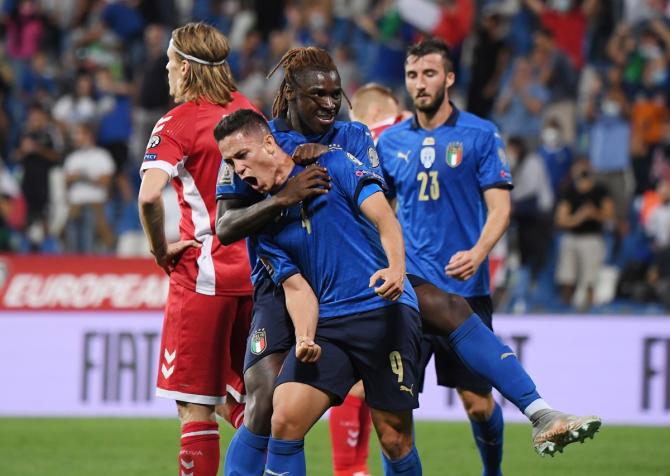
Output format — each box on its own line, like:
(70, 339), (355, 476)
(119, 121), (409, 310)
(282, 274), (321, 363)
(446, 187), (511, 281)
(139, 169), (201, 274)
(215, 167), (331, 245)
(360, 192), (406, 301)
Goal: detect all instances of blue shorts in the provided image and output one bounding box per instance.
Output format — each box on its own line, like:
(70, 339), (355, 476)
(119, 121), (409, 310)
(243, 277), (294, 373)
(409, 274), (494, 395)
(276, 303), (422, 411)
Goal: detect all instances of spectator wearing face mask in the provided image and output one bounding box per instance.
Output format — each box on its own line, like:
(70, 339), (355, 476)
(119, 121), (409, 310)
(539, 118), (574, 197)
(555, 159), (615, 309)
(585, 72), (634, 237)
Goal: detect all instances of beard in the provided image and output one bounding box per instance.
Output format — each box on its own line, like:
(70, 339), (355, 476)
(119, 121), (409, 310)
(414, 84), (446, 115)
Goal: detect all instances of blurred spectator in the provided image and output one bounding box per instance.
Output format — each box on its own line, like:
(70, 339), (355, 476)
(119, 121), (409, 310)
(631, 90), (669, 193)
(644, 177), (670, 308)
(63, 123), (115, 253)
(3, 0), (45, 61)
(357, 0), (415, 87)
(397, 0), (474, 50)
(14, 104), (61, 250)
(523, 0), (599, 69)
(510, 136), (555, 279)
(19, 51), (57, 109)
(539, 117), (575, 196)
(494, 57), (549, 143)
(466, 5), (511, 118)
(95, 67), (133, 202)
(530, 27), (578, 143)
(51, 73), (97, 131)
(0, 159), (24, 250)
(623, 0), (669, 25)
(508, 136), (554, 311)
(585, 69), (634, 236)
(555, 159), (615, 309)
(133, 24), (170, 158)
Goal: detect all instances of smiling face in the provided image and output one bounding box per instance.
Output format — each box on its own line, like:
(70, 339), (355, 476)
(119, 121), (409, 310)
(289, 68), (342, 135)
(405, 52), (454, 115)
(217, 129), (280, 194)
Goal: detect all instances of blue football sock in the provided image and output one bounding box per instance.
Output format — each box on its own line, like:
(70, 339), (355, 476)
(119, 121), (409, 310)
(382, 446), (422, 475)
(223, 425), (268, 476)
(380, 418), (417, 474)
(449, 315), (541, 413)
(266, 438), (305, 476)
(470, 402), (504, 476)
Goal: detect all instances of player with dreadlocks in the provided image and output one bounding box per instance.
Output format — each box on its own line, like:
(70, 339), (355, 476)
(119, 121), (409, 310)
(215, 47), (383, 476)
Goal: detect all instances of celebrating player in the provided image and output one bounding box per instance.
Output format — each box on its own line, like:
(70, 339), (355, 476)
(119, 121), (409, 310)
(216, 47), (380, 476)
(216, 109), (423, 476)
(137, 23), (256, 476)
(320, 82), (407, 476)
(376, 38), (601, 460)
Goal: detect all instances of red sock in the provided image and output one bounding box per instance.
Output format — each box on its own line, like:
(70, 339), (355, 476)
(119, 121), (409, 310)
(180, 421), (220, 476)
(330, 395), (370, 476)
(355, 402), (372, 470)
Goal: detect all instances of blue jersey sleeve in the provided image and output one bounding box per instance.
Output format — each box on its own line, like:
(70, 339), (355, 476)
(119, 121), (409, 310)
(477, 129), (513, 191)
(256, 234), (300, 285)
(215, 159), (265, 202)
(375, 135), (397, 200)
(328, 151), (387, 210)
(357, 182), (383, 208)
(345, 122), (381, 172)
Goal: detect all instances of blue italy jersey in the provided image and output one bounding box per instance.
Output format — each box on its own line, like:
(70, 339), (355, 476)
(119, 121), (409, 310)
(215, 118), (379, 287)
(256, 149), (418, 318)
(377, 104), (513, 297)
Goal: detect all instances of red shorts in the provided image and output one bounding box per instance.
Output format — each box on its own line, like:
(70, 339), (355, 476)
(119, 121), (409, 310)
(156, 282), (252, 405)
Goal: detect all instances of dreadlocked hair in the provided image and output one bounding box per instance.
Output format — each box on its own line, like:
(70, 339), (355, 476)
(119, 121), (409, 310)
(267, 47), (351, 118)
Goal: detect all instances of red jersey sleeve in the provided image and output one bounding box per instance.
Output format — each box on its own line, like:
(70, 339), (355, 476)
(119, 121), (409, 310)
(140, 103), (196, 179)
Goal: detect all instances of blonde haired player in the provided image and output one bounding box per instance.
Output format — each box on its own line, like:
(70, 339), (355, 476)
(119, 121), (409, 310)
(350, 83), (405, 143)
(138, 22), (258, 476)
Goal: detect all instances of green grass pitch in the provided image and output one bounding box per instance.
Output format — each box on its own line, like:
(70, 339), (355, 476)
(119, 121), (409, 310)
(1, 418), (669, 475)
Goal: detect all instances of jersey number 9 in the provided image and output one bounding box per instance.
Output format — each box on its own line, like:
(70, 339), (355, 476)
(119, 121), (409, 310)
(389, 350), (404, 383)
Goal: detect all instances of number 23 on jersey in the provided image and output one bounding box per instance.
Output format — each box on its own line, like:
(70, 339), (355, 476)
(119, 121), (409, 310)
(417, 171), (440, 201)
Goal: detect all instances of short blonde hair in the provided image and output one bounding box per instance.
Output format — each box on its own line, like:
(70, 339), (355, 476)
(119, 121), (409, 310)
(171, 23), (237, 105)
(350, 83), (398, 124)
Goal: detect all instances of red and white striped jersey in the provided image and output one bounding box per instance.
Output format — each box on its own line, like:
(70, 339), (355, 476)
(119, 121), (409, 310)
(140, 93), (257, 296)
(368, 115), (404, 144)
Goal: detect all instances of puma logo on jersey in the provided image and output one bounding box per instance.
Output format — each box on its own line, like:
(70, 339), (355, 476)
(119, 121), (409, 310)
(500, 352), (516, 360)
(400, 384), (414, 396)
(397, 150), (411, 162)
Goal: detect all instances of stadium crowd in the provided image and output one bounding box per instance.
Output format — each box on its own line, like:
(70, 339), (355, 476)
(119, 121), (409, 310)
(1, 0), (670, 314)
